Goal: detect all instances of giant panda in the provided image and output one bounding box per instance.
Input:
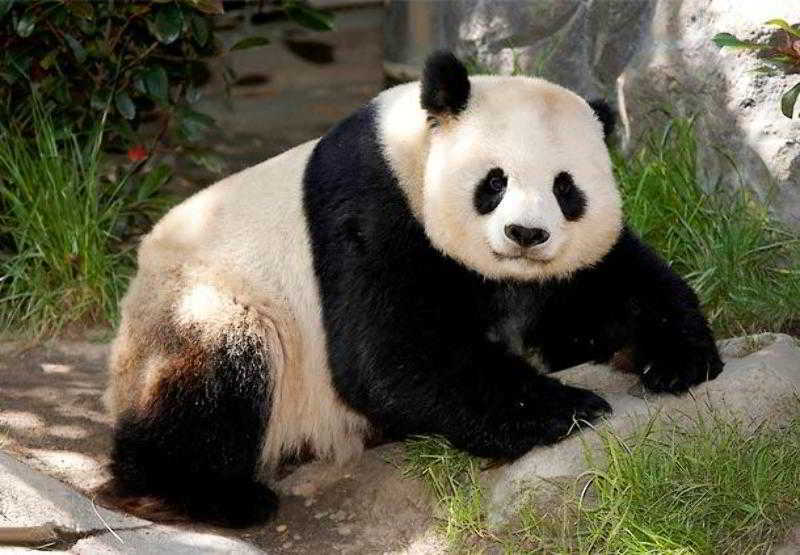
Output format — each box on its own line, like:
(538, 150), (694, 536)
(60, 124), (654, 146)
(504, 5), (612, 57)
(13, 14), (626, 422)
(102, 52), (723, 527)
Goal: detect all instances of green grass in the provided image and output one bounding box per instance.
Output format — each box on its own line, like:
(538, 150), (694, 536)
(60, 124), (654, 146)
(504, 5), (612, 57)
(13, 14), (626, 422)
(616, 117), (800, 337)
(0, 105), (168, 337)
(405, 411), (800, 554)
(531, 412), (800, 553)
(402, 436), (495, 549)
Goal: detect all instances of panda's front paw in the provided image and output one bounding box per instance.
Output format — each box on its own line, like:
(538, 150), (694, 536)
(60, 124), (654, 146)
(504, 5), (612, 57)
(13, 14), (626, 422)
(516, 378), (612, 444)
(639, 345), (723, 393)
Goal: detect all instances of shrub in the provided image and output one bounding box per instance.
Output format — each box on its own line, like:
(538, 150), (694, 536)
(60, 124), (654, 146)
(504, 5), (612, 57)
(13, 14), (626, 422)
(0, 0), (333, 157)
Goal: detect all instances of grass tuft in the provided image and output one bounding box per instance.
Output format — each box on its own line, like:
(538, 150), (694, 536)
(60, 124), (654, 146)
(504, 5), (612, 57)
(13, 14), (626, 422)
(616, 117), (800, 337)
(401, 436), (494, 549)
(0, 104), (167, 337)
(571, 412), (800, 553)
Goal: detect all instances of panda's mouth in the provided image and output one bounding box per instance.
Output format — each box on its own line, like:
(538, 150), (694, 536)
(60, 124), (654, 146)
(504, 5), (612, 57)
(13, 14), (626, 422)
(491, 250), (553, 265)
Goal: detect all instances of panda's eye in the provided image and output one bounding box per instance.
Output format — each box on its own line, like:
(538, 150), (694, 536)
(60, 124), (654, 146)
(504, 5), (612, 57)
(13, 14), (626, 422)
(474, 168), (508, 215)
(553, 172), (574, 196)
(487, 174), (507, 193)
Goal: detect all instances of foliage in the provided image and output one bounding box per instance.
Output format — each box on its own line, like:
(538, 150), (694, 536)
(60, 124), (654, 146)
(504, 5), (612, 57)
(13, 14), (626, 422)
(615, 117), (800, 337)
(0, 0), (333, 160)
(713, 19), (800, 118)
(0, 104), (169, 337)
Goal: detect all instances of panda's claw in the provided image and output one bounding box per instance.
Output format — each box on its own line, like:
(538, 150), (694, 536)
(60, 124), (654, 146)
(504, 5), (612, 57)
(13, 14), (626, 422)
(639, 348), (724, 394)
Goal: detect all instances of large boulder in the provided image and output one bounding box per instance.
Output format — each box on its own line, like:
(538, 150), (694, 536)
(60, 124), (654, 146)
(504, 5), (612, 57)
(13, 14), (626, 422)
(483, 333), (800, 526)
(620, 0), (800, 228)
(384, 0), (800, 228)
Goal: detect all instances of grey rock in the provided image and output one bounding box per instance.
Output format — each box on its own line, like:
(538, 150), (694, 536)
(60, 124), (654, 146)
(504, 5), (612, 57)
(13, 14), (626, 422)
(483, 333), (800, 526)
(620, 0), (800, 228)
(0, 452), (262, 553)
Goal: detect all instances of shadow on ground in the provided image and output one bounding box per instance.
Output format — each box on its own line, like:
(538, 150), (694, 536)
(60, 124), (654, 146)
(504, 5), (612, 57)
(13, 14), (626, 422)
(0, 341), (437, 553)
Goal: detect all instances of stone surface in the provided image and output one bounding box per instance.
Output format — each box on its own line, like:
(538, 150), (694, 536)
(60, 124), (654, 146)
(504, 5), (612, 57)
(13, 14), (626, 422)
(384, 0), (800, 228)
(483, 333), (800, 526)
(0, 451), (260, 553)
(168, 2), (384, 196)
(385, 0), (654, 99)
(620, 0), (800, 228)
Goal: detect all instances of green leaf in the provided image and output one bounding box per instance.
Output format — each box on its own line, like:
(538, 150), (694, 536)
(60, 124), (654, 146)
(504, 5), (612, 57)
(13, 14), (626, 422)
(90, 88), (112, 111)
(39, 50), (58, 70)
(115, 91), (136, 120)
(63, 33), (87, 64)
(16, 13), (35, 37)
(765, 19), (800, 39)
(190, 13), (210, 47)
(230, 36), (271, 51)
(66, 0), (94, 19)
(178, 108), (216, 141)
(285, 3), (334, 32)
(189, 150), (225, 174)
(143, 65), (169, 103)
(0, 0), (15, 20)
(139, 164), (172, 198)
(781, 81), (800, 118)
(712, 32), (764, 50)
(152, 3), (184, 45)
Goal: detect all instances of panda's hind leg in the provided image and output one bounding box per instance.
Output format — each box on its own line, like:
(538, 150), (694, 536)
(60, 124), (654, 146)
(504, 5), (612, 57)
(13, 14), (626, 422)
(104, 329), (276, 528)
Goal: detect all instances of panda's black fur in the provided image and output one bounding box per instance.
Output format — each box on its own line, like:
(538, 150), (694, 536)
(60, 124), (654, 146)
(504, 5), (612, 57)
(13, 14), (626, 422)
(103, 52), (723, 528)
(304, 102), (719, 454)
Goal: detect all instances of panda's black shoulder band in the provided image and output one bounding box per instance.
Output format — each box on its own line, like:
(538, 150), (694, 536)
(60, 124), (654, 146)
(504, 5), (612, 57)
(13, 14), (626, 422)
(420, 51), (471, 116)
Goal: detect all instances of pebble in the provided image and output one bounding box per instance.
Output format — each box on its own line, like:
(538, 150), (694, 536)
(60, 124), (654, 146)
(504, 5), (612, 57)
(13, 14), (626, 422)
(293, 534), (301, 541)
(282, 542), (293, 549)
(337, 525), (352, 536)
(314, 511), (328, 519)
(276, 524), (288, 533)
(330, 510), (347, 522)
(304, 497), (315, 507)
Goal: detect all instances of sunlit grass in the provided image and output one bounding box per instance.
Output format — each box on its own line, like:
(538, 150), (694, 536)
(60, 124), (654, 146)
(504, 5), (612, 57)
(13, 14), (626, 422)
(401, 436), (496, 550)
(616, 117), (800, 337)
(559, 412), (800, 553)
(0, 105), (168, 337)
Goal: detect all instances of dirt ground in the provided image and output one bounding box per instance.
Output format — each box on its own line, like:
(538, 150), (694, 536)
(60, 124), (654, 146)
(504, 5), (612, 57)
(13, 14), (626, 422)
(0, 341), (439, 553)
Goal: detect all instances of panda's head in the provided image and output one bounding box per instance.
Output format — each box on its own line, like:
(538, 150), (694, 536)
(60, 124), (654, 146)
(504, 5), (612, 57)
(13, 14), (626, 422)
(379, 52), (623, 281)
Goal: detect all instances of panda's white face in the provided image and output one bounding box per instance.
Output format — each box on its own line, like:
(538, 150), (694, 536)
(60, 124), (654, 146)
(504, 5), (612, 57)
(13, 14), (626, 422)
(420, 77), (622, 281)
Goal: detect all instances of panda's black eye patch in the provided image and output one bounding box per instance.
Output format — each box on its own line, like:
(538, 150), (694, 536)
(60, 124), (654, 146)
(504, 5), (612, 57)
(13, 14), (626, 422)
(553, 171), (587, 221)
(474, 168), (507, 215)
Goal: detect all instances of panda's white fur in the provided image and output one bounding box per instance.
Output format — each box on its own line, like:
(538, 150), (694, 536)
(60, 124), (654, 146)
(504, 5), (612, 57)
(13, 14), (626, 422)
(378, 76), (621, 281)
(107, 139), (372, 469)
(108, 75), (618, 472)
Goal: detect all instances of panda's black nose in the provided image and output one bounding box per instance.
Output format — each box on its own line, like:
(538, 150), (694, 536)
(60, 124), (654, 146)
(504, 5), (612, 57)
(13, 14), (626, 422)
(505, 224), (550, 247)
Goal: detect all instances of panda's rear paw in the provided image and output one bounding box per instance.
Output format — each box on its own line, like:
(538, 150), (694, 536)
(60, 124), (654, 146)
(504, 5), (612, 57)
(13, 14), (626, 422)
(518, 379), (611, 444)
(639, 346), (724, 394)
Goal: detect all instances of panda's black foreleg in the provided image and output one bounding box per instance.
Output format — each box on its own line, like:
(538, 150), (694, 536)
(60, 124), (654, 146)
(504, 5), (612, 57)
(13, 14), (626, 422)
(335, 329), (611, 460)
(105, 334), (277, 528)
(541, 227), (723, 393)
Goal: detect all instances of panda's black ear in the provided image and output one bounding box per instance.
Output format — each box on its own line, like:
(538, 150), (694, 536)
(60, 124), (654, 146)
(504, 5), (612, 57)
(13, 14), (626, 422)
(420, 51), (471, 116)
(588, 99), (616, 140)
